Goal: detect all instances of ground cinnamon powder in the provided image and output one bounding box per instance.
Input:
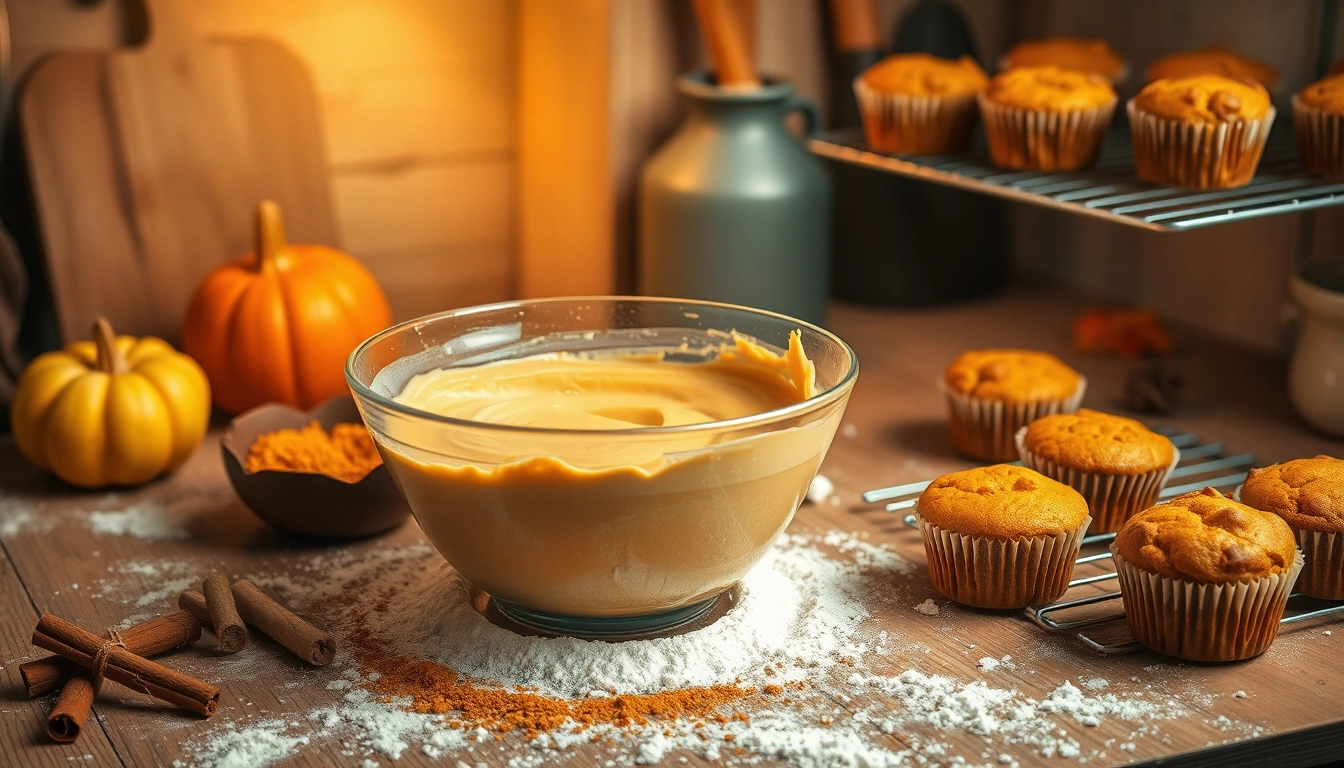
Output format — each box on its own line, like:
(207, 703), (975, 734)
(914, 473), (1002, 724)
(364, 655), (752, 738)
(246, 421), (381, 482)
(341, 604), (761, 739)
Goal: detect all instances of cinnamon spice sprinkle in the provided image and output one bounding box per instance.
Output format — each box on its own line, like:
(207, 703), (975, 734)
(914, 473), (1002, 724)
(363, 654), (754, 738)
(342, 607), (766, 738)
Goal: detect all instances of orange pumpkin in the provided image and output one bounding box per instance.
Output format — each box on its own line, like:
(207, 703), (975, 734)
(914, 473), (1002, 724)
(183, 201), (391, 414)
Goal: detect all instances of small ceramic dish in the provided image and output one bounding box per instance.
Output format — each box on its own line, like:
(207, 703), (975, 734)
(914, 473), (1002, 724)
(221, 394), (411, 538)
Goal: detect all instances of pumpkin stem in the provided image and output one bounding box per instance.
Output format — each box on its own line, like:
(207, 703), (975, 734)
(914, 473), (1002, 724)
(256, 200), (289, 272)
(93, 317), (128, 375)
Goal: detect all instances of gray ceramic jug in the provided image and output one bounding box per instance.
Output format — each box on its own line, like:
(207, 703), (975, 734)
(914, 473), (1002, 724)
(638, 72), (831, 327)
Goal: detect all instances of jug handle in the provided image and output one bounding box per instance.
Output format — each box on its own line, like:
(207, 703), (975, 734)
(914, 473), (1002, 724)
(783, 95), (821, 138)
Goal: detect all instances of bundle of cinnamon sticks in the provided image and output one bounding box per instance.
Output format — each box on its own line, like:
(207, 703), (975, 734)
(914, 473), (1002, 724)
(22, 576), (334, 744)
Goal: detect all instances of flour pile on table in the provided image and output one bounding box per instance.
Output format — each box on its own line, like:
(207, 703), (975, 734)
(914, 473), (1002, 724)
(0, 488), (232, 540)
(373, 536), (868, 697)
(178, 533), (1192, 768)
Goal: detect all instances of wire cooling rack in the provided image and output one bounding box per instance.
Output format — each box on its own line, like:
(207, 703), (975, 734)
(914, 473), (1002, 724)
(862, 426), (1344, 654)
(810, 128), (1344, 233)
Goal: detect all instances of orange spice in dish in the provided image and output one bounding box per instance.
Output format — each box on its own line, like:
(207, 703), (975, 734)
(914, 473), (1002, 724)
(245, 421), (382, 482)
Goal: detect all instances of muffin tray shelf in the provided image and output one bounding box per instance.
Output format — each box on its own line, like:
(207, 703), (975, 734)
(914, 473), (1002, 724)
(810, 128), (1344, 232)
(861, 426), (1344, 654)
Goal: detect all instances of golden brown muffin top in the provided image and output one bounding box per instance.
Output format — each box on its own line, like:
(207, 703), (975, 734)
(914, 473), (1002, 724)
(860, 53), (989, 97)
(1114, 487), (1298, 583)
(983, 66), (1116, 111)
(1023, 409), (1174, 475)
(1240, 456), (1344, 533)
(1003, 38), (1126, 80)
(1145, 46), (1279, 88)
(1299, 73), (1344, 114)
(918, 464), (1089, 538)
(944, 349), (1082, 402)
(1134, 75), (1271, 123)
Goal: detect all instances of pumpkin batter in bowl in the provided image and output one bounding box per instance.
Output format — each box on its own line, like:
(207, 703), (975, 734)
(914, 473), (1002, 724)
(347, 298), (857, 637)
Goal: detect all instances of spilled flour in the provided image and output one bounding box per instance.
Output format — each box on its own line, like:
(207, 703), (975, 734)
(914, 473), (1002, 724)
(0, 488), (235, 541)
(367, 537), (867, 697)
(171, 532), (1201, 768)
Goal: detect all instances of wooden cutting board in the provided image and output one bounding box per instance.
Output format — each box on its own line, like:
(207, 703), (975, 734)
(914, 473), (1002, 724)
(19, 0), (338, 345)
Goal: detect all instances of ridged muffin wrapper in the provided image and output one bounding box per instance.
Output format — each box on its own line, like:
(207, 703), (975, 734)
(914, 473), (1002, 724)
(916, 512), (1091, 609)
(854, 78), (980, 155)
(1292, 95), (1344, 177)
(976, 94), (1116, 171)
(1127, 99), (1275, 189)
(1233, 483), (1344, 600)
(940, 375), (1087, 463)
(1015, 428), (1179, 534)
(1112, 547), (1303, 662)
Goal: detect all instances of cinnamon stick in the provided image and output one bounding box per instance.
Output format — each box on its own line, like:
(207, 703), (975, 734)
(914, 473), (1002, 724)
(692, 0), (760, 88)
(231, 580), (335, 666)
(178, 590), (212, 629)
(203, 575), (247, 653)
(31, 614), (219, 717)
(46, 676), (95, 743)
(21, 610), (201, 698)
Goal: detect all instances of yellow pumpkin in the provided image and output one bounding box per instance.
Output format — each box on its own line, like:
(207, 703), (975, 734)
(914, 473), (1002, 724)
(10, 318), (210, 488)
(182, 200), (392, 414)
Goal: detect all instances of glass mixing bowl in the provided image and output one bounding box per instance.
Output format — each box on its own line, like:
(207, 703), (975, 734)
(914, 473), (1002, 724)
(347, 297), (857, 637)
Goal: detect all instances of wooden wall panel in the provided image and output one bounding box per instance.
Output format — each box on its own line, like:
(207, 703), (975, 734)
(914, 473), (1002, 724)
(516, 0), (614, 298)
(185, 0), (517, 320)
(333, 163), (512, 320)
(610, 0), (689, 294)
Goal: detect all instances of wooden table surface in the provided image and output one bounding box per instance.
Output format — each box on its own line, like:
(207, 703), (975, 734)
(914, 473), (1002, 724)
(2, 286), (1342, 768)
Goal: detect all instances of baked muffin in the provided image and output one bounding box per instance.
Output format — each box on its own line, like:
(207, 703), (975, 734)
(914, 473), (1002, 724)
(916, 464), (1091, 609)
(1240, 456), (1344, 598)
(1113, 488), (1302, 662)
(1145, 46), (1279, 90)
(1001, 38), (1127, 85)
(977, 66), (1117, 171)
(1129, 75), (1274, 189)
(942, 349), (1086, 462)
(1017, 409), (1178, 534)
(855, 53), (989, 154)
(1294, 74), (1344, 176)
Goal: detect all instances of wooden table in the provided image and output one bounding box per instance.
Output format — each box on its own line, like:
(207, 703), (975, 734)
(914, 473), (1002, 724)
(2, 286), (1342, 768)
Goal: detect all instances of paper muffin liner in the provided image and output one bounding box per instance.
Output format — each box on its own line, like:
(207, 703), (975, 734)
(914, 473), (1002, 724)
(1233, 484), (1344, 600)
(916, 512), (1090, 609)
(1293, 95), (1344, 177)
(940, 376), (1087, 463)
(1290, 529), (1344, 600)
(1015, 428), (1179, 534)
(854, 78), (980, 155)
(976, 94), (1116, 171)
(1112, 547), (1303, 662)
(1128, 99), (1276, 189)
